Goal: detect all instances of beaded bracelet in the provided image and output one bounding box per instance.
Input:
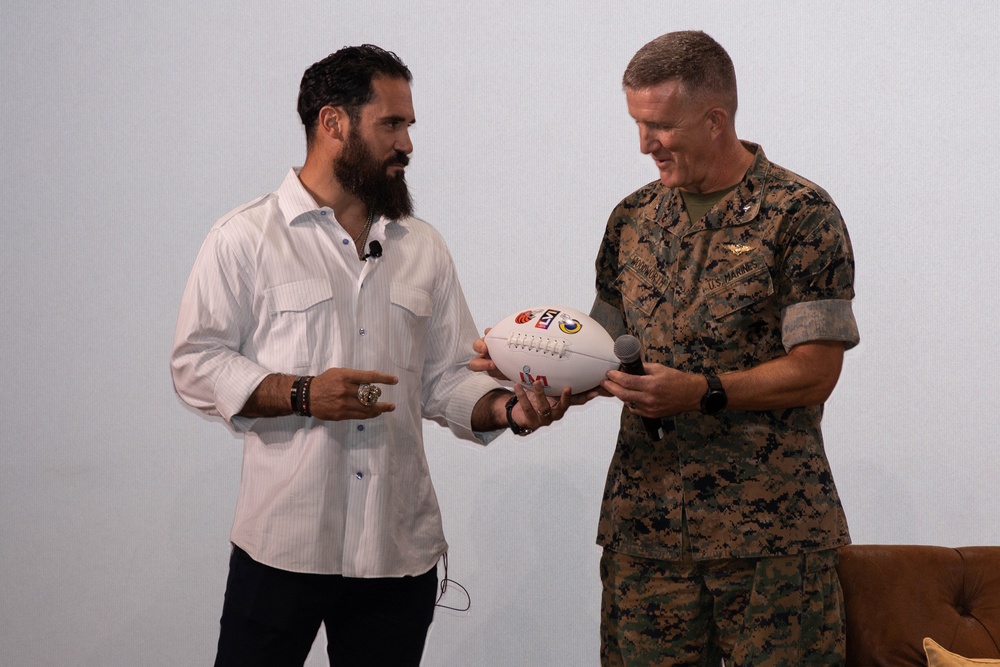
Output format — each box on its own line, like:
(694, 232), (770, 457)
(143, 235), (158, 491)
(290, 375), (314, 417)
(300, 376), (313, 417)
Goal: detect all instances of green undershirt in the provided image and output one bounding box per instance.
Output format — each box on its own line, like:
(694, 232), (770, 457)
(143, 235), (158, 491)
(680, 184), (738, 222)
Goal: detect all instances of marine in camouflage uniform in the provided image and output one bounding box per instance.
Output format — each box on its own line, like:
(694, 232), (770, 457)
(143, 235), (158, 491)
(592, 137), (859, 664)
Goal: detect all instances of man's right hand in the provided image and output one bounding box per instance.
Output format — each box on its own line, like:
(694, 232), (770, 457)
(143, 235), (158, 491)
(238, 369), (397, 420)
(309, 368), (398, 421)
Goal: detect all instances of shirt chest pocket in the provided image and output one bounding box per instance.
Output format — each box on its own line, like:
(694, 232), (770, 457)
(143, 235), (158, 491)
(388, 283), (433, 373)
(703, 264), (775, 329)
(263, 279), (335, 372)
(618, 265), (665, 332)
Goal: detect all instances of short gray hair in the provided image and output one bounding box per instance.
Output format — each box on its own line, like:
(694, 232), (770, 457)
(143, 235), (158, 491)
(622, 31), (737, 114)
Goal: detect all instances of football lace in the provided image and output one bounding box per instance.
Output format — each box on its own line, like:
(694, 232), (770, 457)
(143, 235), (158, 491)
(505, 332), (568, 358)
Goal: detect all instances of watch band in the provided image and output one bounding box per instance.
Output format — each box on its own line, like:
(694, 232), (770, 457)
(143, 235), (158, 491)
(700, 374), (727, 415)
(505, 394), (533, 436)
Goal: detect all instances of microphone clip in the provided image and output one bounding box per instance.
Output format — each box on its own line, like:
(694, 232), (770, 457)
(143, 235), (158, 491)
(362, 240), (383, 261)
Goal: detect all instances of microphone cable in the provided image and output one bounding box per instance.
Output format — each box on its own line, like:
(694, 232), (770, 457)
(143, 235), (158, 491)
(435, 552), (471, 612)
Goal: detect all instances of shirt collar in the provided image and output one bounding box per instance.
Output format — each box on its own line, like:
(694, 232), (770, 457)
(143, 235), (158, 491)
(276, 167), (323, 226)
(655, 141), (770, 234)
(275, 167), (411, 232)
(729, 141), (769, 224)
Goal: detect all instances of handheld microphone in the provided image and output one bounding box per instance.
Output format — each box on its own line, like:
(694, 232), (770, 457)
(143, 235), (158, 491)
(362, 240), (383, 260)
(613, 334), (664, 441)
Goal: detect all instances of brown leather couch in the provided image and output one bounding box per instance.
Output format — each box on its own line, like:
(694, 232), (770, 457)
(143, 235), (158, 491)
(837, 544), (1000, 666)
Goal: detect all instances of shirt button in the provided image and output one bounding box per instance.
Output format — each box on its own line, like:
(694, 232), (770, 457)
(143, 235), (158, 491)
(321, 210), (327, 216)
(355, 472), (363, 480)
(357, 424), (365, 432)
(359, 328), (366, 336)
(342, 238), (349, 245)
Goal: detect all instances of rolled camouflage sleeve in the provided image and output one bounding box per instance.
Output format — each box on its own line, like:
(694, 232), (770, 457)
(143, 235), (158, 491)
(781, 299), (860, 351)
(779, 206), (859, 351)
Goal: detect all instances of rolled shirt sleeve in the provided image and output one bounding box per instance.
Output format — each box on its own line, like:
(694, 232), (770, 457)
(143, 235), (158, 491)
(171, 224), (269, 431)
(781, 299), (860, 352)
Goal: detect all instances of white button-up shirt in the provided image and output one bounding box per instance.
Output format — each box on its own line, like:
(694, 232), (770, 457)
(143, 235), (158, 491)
(171, 168), (501, 577)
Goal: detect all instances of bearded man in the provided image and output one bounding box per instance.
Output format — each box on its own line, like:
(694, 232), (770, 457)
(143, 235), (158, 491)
(170, 44), (572, 667)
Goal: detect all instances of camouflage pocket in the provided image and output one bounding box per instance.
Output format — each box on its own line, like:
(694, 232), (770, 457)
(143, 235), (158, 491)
(703, 264), (774, 322)
(618, 265), (665, 332)
(697, 265), (777, 365)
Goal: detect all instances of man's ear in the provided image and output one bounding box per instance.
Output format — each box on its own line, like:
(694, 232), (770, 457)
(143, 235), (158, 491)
(318, 105), (347, 141)
(706, 107), (729, 137)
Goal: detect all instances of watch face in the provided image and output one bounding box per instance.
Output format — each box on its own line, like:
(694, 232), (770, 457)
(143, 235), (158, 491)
(702, 391), (726, 415)
(701, 374), (727, 415)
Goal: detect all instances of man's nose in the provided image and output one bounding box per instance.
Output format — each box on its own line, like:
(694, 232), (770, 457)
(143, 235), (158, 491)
(396, 129), (413, 155)
(637, 125), (658, 155)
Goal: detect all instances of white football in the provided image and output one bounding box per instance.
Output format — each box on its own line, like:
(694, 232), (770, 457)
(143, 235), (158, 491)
(485, 306), (620, 396)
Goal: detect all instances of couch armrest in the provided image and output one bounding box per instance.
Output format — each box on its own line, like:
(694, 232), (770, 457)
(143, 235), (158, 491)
(837, 545), (1000, 667)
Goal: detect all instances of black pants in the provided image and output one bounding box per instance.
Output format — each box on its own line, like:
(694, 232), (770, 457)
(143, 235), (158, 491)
(214, 545), (438, 667)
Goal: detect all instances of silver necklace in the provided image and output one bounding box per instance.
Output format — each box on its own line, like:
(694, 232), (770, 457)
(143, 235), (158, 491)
(353, 209), (375, 260)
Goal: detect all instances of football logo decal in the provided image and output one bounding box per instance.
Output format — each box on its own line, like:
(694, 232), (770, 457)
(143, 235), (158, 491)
(558, 317), (582, 334)
(514, 310), (535, 325)
(518, 364), (548, 387)
(535, 309), (560, 329)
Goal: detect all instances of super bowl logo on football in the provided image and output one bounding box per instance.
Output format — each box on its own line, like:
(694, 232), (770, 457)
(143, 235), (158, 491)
(518, 365), (548, 388)
(534, 309), (560, 329)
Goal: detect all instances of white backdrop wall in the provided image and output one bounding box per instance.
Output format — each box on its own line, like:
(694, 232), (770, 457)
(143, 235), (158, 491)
(2, 2), (999, 665)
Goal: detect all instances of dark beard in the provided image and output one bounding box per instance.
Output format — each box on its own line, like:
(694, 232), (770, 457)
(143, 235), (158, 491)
(334, 128), (413, 220)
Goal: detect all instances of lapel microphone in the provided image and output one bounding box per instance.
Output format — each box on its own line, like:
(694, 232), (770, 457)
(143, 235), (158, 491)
(362, 240), (383, 261)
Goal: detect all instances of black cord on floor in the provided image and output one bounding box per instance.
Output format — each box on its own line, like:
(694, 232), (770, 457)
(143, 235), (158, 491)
(435, 553), (471, 612)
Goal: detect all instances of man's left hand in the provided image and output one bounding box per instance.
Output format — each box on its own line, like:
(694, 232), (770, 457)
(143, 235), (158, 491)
(470, 329), (509, 380)
(509, 380), (572, 430)
(602, 363), (703, 419)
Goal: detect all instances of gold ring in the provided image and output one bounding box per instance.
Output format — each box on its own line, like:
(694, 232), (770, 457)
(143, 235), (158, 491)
(357, 383), (382, 407)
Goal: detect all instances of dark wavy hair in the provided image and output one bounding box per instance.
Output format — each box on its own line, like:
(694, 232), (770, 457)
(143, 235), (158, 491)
(297, 44), (412, 144)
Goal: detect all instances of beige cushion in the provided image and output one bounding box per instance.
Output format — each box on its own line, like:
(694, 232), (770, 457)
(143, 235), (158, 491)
(925, 637), (1000, 666)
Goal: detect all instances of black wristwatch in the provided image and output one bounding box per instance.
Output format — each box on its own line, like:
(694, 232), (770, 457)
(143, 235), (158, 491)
(505, 394), (534, 436)
(700, 374), (727, 415)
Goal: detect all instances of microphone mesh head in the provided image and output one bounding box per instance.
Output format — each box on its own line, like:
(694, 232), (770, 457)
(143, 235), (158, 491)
(614, 335), (641, 364)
